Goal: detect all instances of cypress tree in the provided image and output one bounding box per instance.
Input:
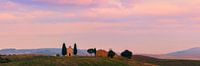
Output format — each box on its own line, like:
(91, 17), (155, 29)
(94, 48), (96, 56)
(73, 43), (78, 55)
(62, 43), (67, 56)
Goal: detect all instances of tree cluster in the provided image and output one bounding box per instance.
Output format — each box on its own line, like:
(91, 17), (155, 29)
(87, 48), (96, 56)
(61, 42), (133, 59)
(87, 48), (133, 59)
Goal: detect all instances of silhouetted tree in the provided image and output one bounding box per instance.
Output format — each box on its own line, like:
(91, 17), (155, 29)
(0, 57), (11, 63)
(87, 48), (94, 56)
(62, 43), (67, 56)
(108, 49), (116, 58)
(73, 43), (78, 55)
(121, 50), (133, 59)
(94, 48), (96, 56)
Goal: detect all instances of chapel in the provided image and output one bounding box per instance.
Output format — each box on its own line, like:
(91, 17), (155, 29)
(67, 46), (73, 57)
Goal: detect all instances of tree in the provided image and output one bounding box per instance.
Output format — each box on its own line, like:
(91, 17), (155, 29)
(0, 57), (11, 63)
(94, 48), (96, 56)
(62, 43), (67, 56)
(87, 48), (94, 56)
(73, 43), (78, 55)
(121, 50), (133, 59)
(108, 49), (116, 58)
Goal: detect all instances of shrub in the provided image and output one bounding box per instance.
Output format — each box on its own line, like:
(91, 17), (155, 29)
(56, 54), (60, 57)
(0, 57), (11, 63)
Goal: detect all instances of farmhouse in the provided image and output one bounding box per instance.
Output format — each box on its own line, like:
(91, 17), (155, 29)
(96, 49), (108, 57)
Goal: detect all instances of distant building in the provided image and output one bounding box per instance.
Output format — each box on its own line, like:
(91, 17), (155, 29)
(67, 46), (73, 57)
(96, 49), (108, 57)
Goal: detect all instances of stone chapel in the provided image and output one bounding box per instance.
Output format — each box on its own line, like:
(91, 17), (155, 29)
(67, 46), (73, 57)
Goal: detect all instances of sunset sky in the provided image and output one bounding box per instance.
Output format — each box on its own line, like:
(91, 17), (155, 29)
(0, 0), (200, 54)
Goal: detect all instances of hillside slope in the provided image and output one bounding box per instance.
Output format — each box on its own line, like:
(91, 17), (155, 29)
(1, 55), (200, 66)
(0, 55), (156, 66)
(133, 55), (200, 66)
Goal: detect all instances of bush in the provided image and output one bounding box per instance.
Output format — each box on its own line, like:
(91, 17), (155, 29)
(0, 57), (11, 63)
(121, 50), (133, 59)
(56, 54), (60, 57)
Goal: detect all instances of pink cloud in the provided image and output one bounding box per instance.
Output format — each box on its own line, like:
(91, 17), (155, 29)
(189, 17), (200, 22)
(35, 0), (128, 6)
(0, 1), (23, 10)
(0, 9), (75, 23)
(72, 0), (200, 19)
(1, 0), (200, 54)
(82, 2), (190, 18)
(37, 0), (95, 5)
(0, 22), (130, 36)
(3, 0), (196, 20)
(0, 13), (17, 20)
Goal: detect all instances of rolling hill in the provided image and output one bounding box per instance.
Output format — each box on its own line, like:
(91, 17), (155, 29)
(133, 55), (200, 66)
(0, 55), (156, 66)
(1, 47), (200, 60)
(1, 54), (200, 66)
(144, 47), (200, 60)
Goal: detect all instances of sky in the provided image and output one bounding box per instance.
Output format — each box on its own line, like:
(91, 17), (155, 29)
(0, 0), (200, 54)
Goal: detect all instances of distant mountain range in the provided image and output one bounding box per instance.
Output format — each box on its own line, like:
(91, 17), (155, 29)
(0, 48), (89, 56)
(167, 47), (200, 60)
(145, 47), (200, 60)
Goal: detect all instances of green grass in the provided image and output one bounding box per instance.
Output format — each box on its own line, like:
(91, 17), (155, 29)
(1, 55), (200, 66)
(133, 55), (200, 66)
(0, 55), (152, 66)
(148, 59), (200, 66)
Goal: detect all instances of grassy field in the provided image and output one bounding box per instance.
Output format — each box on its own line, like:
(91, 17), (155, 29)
(0, 55), (155, 66)
(133, 55), (200, 66)
(1, 54), (200, 66)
